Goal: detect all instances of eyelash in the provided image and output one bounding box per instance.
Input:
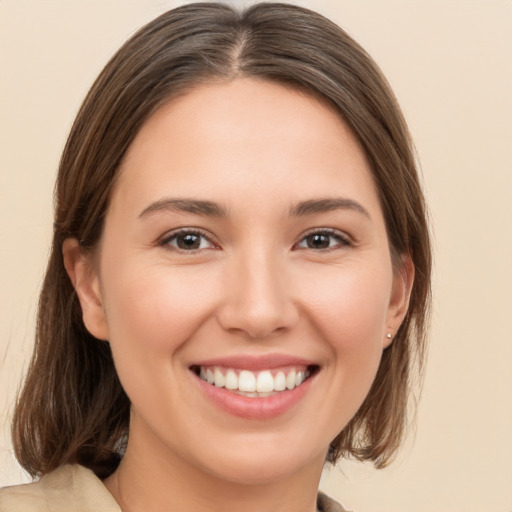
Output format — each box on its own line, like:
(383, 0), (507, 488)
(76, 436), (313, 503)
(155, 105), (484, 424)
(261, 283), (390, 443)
(159, 228), (352, 253)
(294, 228), (352, 251)
(159, 228), (217, 252)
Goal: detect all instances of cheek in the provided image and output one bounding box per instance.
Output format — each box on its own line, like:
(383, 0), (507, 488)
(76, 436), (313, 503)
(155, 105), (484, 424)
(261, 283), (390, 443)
(304, 262), (392, 340)
(98, 258), (224, 418)
(101, 257), (221, 356)
(299, 261), (392, 395)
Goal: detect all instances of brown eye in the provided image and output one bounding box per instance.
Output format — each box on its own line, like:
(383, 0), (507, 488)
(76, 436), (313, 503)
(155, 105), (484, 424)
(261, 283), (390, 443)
(162, 230), (214, 251)
(177, 233), (201, 249)
(296, 230), (351, 251)
(305, 233), (331, 249)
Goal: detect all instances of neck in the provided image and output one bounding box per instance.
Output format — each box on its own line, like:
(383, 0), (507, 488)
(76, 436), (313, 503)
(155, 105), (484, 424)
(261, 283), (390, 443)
(104, 426), (325, 512)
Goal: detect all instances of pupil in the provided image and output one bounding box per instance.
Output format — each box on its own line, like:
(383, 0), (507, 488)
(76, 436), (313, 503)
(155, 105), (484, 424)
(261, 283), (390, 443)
(178, 233), (200, 249)
(308, 234), (329, 249)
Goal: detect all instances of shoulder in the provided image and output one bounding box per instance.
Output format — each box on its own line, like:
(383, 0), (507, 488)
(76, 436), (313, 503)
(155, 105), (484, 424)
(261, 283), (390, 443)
(317, 490), (353, 512)
(1, 466), (348, 512)
(0, 464), (120, 512)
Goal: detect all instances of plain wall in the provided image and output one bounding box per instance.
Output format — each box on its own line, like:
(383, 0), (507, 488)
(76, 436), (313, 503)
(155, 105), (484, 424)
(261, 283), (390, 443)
(1, 1), (511, 511)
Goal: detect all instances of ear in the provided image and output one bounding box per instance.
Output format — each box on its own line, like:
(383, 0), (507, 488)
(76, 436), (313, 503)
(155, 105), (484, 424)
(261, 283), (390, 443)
(384, 252), (414, 348)
(62, 238), (109, 341)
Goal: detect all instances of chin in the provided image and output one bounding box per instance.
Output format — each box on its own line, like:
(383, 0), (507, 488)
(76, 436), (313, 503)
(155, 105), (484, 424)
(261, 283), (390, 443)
(195, 438), (327, 486)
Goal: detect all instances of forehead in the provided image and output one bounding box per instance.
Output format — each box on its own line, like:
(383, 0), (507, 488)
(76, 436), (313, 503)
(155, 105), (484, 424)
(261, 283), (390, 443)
(112, 78), (379, 217)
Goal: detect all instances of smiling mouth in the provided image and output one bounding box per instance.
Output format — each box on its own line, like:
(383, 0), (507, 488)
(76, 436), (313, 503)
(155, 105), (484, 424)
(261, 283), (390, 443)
(190, 365), (319, 397)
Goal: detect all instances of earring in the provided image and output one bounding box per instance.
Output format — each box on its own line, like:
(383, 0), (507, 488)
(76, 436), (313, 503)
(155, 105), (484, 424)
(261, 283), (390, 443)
(386, 333), (392, 340)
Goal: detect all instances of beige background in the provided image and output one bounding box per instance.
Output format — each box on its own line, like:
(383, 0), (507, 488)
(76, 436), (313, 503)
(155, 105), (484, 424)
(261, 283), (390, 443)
(1, 1), (511, 510)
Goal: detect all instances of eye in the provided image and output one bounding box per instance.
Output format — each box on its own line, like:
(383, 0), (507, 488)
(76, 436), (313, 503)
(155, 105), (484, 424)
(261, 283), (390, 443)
(295, 229), (351, 251)
(160, 229), (216, 252)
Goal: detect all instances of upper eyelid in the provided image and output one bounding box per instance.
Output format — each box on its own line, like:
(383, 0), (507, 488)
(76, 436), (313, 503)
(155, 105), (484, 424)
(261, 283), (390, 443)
(157, 226), (352, 248)
(159, 227), (217, 246)
(298, 227), (352, 241)
(293, 228), (353, 250)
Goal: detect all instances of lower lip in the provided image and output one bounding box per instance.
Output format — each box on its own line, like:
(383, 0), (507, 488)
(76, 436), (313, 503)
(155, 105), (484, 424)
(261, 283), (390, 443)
(193, 372), (315, 420)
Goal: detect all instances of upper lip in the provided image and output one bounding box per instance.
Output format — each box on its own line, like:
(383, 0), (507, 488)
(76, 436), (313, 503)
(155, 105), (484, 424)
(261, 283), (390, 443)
(190, 353), (318, 371)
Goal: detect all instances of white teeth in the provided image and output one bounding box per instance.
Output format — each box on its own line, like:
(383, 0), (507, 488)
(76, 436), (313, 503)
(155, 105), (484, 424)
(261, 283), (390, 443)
(274, 371), (286, 391)
(197, 366), (312, 394)
(286, 370), (296, 390)
(256, 370), (274, 393)
(214, 368), (225, 387)
(225, 369), (238, 390)
(238, 370), (256, 392)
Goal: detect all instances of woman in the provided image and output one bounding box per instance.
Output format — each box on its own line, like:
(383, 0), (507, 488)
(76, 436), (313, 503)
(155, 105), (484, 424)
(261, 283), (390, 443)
(0, 3), (431, 511)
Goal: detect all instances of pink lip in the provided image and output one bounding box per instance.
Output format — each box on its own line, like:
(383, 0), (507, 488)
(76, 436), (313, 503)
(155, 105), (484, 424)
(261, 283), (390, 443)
(191, 353), (316, 371)
(194, 374), (315, 420)
(189, 354), (318, 420)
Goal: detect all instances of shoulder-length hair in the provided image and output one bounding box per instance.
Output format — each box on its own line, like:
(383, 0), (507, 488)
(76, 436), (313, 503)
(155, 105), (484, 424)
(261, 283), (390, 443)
(13, 1), (431, 479)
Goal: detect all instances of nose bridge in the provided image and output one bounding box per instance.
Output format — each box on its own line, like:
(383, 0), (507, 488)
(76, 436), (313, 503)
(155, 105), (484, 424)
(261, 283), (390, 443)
(217, 245), (298, 339)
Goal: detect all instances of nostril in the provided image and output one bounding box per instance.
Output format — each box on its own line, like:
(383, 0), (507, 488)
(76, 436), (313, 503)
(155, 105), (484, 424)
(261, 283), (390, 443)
(215, 275), (300, 339)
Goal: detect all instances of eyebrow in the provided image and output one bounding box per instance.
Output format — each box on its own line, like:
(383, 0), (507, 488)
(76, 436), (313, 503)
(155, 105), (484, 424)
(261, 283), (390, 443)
(290, 197), (370, 218)
(138, 198), (227, 218)
(138, 196), (369, 220)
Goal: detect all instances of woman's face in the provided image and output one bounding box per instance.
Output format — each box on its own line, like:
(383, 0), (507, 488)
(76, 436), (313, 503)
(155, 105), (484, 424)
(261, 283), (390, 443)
(73, 79), (411, 485)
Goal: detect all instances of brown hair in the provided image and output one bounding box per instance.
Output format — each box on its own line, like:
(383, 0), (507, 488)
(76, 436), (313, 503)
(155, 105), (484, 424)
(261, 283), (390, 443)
(12, 2), (431, 478)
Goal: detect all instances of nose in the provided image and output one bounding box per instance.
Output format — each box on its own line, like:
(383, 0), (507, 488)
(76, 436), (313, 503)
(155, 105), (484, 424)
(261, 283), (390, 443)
(216, 251), (300, 340)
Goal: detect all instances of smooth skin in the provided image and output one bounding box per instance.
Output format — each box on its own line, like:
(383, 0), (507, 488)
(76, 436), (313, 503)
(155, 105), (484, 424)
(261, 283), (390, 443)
(64, 79), (413, 512)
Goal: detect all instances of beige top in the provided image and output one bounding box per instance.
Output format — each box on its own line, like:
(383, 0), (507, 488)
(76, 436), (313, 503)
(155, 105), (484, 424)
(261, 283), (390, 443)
(0, 464), (349, 512)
